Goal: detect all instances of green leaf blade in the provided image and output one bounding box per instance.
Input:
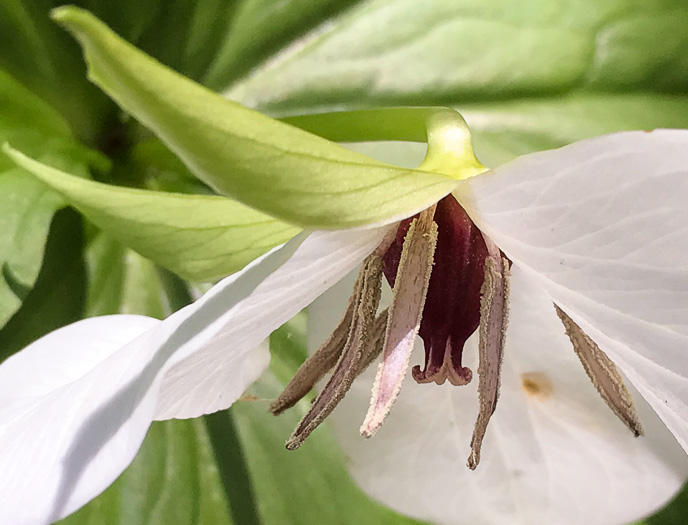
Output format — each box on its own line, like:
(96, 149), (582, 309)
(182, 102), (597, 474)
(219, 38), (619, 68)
(223, 0), (688, 114)
(0, 209), (86, 362)
(202, 0), (364, 89)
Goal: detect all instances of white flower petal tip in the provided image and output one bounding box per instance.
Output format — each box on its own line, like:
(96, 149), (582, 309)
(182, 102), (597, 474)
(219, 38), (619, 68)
(313, 269), (688, 525)
(0, 315), (159, 525)
(0, 226), (391, 524)
(155, 226), (393, 419)
(453, 129), (688, 454)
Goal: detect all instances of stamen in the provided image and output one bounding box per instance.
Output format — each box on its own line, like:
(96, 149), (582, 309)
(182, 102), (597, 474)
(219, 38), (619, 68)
(361, 205), (438, 438)
(555, 305), (644, 437)
(357, 309), (389, 374)
(467, 237), (510, 470)
(269, 294), (355, 415)
(285, 253), (384, 450)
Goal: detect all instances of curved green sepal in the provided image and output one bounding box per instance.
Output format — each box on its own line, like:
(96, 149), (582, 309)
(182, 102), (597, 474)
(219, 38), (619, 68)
(4, 145), (300, 282)
(51, 7), (460, 229)
(283, 107), (488, 178)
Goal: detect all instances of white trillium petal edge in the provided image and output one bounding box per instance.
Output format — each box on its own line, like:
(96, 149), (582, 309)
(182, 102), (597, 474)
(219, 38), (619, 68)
(313, 270), (688, 525)
(454, 130), (688, 453)
(0, 227), (389, 525)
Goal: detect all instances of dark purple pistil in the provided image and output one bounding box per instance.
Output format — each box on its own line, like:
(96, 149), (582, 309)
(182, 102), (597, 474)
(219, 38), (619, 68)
(382, 195), (489, 386)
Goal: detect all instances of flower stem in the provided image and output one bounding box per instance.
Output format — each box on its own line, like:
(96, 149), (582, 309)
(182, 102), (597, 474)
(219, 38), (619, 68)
(205, 410), (263, 525)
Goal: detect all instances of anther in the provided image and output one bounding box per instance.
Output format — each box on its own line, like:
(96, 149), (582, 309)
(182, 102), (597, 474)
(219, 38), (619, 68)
(285, 252), (385, 449)
(361, 205), (438, 438)
(467, 236), (510, 470)
(555, 305), (644, 437)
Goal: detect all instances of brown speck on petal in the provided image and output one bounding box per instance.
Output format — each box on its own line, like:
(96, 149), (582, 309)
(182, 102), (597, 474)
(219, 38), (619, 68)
(467, 236), (510, 470)
(521, 372), (554, 400)
(361, 205), (438, 438)
(285, 252), (385, 450)
(555, 304), (644, 437)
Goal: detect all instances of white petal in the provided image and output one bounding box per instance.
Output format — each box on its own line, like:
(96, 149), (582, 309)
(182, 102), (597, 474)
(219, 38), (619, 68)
(156, 226), (391, 418)
(454, 130), (688, 452)
(0, 316), (159, 525)
(313, 268), (688, 525)
(0, 227), (389, 524)
(0, 315), (158, 407)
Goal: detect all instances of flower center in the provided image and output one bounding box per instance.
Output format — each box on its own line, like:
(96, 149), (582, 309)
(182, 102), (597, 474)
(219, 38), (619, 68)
(382, 195), (488, 386)
(271, 194), (643, 470)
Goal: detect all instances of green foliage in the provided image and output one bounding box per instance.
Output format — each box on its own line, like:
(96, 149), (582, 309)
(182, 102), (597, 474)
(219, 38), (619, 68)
(0, 0), (113, 141)
(202, 0), (363, 89)
(0, 209), (86, 362)
(63, 417), (235, 525)
(0, 71), (101, 329)
(225, 0), (688, 112)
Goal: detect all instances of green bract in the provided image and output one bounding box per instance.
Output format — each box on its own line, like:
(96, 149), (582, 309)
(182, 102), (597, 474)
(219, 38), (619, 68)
(4, 146), (300, 282)
(50, 6), (483, 229)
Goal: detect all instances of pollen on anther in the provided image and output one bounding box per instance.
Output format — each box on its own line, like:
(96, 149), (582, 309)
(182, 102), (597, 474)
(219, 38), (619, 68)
(521, 372), (553, 400)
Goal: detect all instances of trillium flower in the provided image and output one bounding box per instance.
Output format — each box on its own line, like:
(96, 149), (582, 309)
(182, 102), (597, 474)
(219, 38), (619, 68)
(1, 7), (687, 525)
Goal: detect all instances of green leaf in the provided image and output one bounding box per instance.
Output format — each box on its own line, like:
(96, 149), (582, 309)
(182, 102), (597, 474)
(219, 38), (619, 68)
(51, 7), (461, 229)
(4, 146), (300, 282)
(83, 234), (126, 317)
(462, 93), (688, 166)
(644, 484), (688, 525)
(0, 209), (86, 363)
(114, 138), (215, 195)
(202, 0), (363, 89)
(0, 168), (63, 328)
(0, 0), (112, 141)
(217, 0), (688, 170)
(0, 71), (103, 328)
(224, 0), (688, 113)
(204, 410), (261, 525)
(79, 0), (162, 44)
(84, 234), (171, 318)
(134, 0), (238, 83)
(231, 315), (427, 525)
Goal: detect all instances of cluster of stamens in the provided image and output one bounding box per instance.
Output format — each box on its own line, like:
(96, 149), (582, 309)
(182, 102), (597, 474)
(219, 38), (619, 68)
(270, 195), (644, 469)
